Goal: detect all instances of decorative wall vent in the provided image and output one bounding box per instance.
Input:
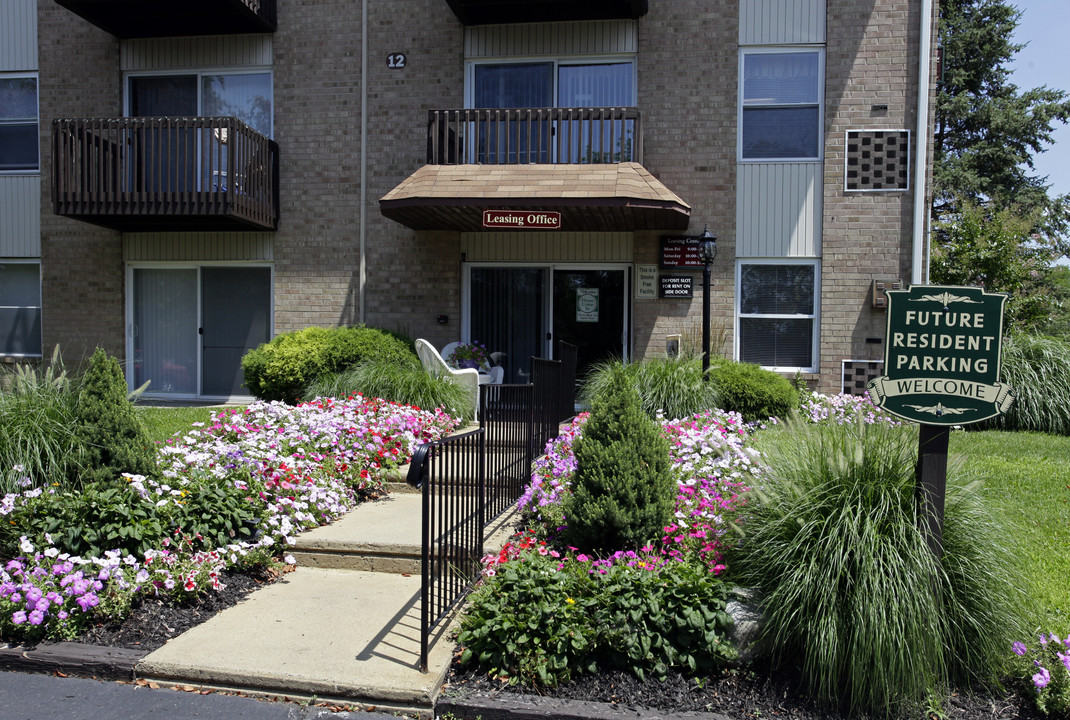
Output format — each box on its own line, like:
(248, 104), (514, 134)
(845, 130), (910, 192)
(871, 278), (903, 309)
(842, 359), (883, 396)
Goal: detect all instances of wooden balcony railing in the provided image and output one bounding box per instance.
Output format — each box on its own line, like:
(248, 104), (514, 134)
(427, 107), (642, 165)
(52, 117), (279, 232)
(52, 0), (276, 38)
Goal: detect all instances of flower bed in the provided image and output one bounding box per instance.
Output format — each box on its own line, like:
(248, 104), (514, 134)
(0, 395), (461, 643)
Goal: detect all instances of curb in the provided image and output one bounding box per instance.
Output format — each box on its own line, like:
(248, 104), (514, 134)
(0, 641), (145, 680)
(436, 692), (736, 720)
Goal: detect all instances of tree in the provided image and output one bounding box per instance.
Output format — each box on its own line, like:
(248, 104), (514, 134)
(930, 201), (1059, 332)
(934, 0), (1070, 257)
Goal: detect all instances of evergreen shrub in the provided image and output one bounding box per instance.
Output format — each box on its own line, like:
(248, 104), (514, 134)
(709, 359), (797, 423)
(559, 365), (675, 554)
(70, 348), (157, 487)
(241, 325), (416, 403)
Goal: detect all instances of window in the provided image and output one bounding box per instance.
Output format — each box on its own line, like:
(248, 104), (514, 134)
(0, 75), (39, 173)
(737, 261), (818, 370)
(740, 50), (822, 161)
(468, 59), (635, 163)
(128, 71), (272, 136)
(0, 261), (42, 356)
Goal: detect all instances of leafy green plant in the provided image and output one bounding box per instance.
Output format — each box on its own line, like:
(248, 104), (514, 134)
(304, 360), (472, 419)
(579, 356), (718, 421)
(984, 334), (1070, 435)
(1010, 633), (1070, 717)
(560, 365), (675, 554)
(2, 480), (167, 559)
(167, 469), (265, 550)
(70, 348), (157, 486)
(457, 551), (736, 687)
(735, 417), (1025, 717)
(708, 358), (797, 424)
(241, 325), (417, 403)
(0, 347), (86, 493)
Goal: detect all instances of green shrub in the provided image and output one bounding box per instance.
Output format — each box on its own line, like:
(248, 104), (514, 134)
(579, 356), (719, 420)
(241, 325), (416, 403)
(735, 418), (1025, 717)
(984, 334), (1070, 435)
(709, 358), (797, 423)
(0, 348), (86, 493)
(305, 360), (473, 419)
(70, 348), (157, 487)
(457, 551), (735, 687)
(559, 365), (675, 554)
(167, 468), (265, 550)
(1, 480), (167, 559)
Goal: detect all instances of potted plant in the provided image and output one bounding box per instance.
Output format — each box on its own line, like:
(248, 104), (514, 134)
(448, 341), (490, 371)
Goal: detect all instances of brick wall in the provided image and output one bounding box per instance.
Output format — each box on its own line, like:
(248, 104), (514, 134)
(819, 0), (924, 392)
(37, 0), (124, 368)
(632, 1), (739, 363)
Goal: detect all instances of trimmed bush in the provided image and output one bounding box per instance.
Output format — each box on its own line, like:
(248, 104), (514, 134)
(305, 360), (473, 420)
(983, 333), (1070, 435)
(241, 325), (417, 403)
(709, 358), (797, 423)
(559, 365), (675, 554)
(579, 356), (719, 421)
(71, 348), (157, 487)
(735, 417), (1025, 717)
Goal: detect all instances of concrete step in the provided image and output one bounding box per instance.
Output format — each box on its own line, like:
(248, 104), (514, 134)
(292, 494), (424, 573)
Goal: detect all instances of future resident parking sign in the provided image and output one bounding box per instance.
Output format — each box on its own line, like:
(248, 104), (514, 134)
(867, 285), (1015, 426)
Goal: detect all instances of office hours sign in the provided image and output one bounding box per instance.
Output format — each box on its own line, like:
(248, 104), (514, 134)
(867, 285), (1014, 425)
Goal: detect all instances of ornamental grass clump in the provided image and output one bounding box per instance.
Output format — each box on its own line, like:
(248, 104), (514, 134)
(579, 356), (719, 421)
(0, 347), (85, 494)
(985, 334), (1070, 435)
(559, 365), (675, 554)
(735, 416), (1024, 718)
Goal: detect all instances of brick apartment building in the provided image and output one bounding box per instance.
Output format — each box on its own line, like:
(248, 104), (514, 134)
(1, 0), (938, 400)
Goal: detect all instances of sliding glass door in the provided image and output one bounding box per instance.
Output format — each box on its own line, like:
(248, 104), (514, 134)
(130, 266), (271, 398)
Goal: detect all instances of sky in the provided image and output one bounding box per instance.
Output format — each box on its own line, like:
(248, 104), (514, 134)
(1007, 0), (1070, 199)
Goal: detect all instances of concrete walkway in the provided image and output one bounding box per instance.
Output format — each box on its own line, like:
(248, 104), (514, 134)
(134, 487), (520, 718)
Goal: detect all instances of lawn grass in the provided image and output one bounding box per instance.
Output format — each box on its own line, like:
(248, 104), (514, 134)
(949, 429), (1070, 630)
(136, 405), (230, 444)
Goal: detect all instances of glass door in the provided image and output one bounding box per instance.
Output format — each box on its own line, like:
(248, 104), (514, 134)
(551, 268), (627, 380)
(556, 63), (635, 162)
(469, 267), (547, 384)
(201, 267), (271, 397)
(130, 266), (271, 398)
(471, 63), (552, 163)
(128, 75), (197, 193)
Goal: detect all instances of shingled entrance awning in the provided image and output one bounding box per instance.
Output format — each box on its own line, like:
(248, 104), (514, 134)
(379, 162), (691, 232)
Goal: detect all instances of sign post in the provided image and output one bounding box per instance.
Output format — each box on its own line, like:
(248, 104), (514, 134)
(867, 285), (1014, 559)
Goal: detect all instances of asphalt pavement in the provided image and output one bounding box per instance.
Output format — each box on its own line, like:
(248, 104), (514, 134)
(0, 669), (400, 719)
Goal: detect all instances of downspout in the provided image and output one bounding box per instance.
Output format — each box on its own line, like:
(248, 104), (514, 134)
(359, 0), (368, 323)
(912, 0), (935, 285)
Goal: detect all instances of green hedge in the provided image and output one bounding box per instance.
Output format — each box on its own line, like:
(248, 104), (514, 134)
(241, 325), (416, 403)
(709, 358), (797, 423)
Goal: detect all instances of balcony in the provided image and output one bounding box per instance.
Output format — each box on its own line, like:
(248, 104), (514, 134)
(381, 106), (690, 232)
(52, 117), (279, 232)
(52, 0), (276, 38)
(445, 0), (647, 25)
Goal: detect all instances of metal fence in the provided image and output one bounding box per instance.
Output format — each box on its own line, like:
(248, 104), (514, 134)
(406, 344), (577, 671)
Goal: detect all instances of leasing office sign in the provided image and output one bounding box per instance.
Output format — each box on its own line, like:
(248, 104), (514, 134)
(867, 285), (1014, 425)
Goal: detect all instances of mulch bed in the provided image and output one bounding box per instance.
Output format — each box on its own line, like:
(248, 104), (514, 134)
(442, 655), (1045, 720)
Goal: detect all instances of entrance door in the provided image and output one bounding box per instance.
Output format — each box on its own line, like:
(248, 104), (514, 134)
(130, 266), (271, 398)
(467, 265), (628, 385)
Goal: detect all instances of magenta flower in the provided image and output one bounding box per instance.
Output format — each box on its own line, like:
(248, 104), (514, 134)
(1033, 666), (1051, 690)
(11, 610), (26, 624)
(1013, 641), (1028, 656)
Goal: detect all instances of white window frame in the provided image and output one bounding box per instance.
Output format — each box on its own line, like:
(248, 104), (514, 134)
(738, 47), (824, 163)
(0, 259), (42, 358)
(735, 258), (820, 372)
(123, 67), (274, 137)
(0, 73), (39, 175)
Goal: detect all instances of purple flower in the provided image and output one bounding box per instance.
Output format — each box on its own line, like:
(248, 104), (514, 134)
(1059, 651), (1070, 673)
(1012, 641), (1028, 656)
(1033, 666), (1051, 690)
(28, 610), (44, 626)
(11, 610), (26, 624)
